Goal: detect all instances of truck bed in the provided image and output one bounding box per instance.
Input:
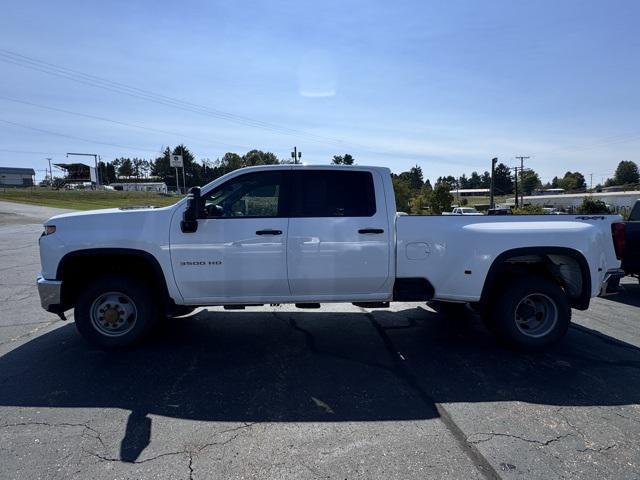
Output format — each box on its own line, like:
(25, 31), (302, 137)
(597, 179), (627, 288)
(396, 214), (621, 302)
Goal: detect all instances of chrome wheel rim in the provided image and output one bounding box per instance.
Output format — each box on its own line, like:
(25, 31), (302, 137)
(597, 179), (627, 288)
(90, 291), (138, 337)
(514, 293), (558, 338)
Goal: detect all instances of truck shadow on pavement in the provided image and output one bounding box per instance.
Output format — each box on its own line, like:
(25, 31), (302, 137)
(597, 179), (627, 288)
(1, 306), (639, 463)
(604, 281), (640, 307)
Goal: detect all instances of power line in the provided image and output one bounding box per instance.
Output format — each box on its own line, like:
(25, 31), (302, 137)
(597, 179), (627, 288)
(0, 148), (66, 155)
(0, 95), (251, 151)
(0, 48), (359, 149)
(0, 118), (159, 154)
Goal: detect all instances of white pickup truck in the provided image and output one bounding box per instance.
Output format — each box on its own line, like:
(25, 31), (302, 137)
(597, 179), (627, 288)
(443, 206), (483, 215)
(37, 165), (625, 350)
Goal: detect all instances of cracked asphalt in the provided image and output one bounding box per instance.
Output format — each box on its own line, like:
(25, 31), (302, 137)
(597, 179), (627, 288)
(1, 200), (640, 479)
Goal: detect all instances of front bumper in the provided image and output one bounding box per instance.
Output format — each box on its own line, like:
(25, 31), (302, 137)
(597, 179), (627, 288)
(599, 268), (626, 296)
(37, 275), (62, 311)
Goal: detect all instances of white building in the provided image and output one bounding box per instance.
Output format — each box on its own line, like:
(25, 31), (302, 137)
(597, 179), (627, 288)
(516, 190), (640, 213)
(451, 188), (491, 197)
(111, 182), (168, 193)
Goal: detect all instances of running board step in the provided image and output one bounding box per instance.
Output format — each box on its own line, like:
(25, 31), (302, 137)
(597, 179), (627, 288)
(223, 304), (263, 310)
(352, 302), (390, 309)
(295, 303), (321, 309)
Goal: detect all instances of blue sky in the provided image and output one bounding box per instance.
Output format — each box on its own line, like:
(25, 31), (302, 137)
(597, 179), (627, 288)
(1, 0), (639, 184)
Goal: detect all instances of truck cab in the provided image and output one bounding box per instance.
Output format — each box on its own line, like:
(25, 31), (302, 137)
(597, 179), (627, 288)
(170, 166), (394, 304)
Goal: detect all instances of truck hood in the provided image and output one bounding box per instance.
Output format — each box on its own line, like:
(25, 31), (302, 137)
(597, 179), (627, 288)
(45, 205), (172, 225)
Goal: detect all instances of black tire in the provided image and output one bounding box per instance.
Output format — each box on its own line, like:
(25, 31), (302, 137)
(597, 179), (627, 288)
(489, 276), (571, 350)
(74, 274), (158, 349)
(428, 300), (470, 319)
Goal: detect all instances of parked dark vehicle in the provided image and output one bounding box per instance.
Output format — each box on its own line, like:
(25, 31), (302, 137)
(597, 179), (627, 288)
(487, 208), (511, 215)
(615, 200), (640, 282)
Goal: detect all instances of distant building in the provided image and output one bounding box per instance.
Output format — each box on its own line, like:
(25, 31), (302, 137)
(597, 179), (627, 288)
(111, 182), (168, 193)
(536, 188), (565, 195)
(0, 167), (35, 187)
(512, 190), (640, 213)
(54, 163), (91, 183)
(451, 188), (490, 197)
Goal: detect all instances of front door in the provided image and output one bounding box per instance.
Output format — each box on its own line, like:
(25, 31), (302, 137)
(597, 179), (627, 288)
(170, 170), (290, 303)
(286, 169), (391, 298)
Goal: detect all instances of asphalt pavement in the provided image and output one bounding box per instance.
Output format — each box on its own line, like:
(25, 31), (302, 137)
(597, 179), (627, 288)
(1, 200), (639, 480)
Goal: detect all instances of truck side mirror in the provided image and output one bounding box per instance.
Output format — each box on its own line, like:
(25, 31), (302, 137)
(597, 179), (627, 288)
(181, 187), (201, 233)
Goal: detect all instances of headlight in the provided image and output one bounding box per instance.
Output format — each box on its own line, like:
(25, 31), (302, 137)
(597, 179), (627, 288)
(43, 225), (56, 236)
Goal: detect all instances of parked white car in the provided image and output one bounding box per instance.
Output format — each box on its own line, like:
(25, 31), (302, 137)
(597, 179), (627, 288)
(443, 207), (483, 215)
(37, 165), (624, 350)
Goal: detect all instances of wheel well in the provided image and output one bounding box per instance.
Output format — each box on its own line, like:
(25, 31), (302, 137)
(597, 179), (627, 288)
(480, 247), (591, 310)
(57, 249), (173, 312)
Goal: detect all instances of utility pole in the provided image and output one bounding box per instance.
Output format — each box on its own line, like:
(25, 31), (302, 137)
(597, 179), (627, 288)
(590, 173), (593, 190)
(515, 156), (529, 206)
(46, 158), (52, 186)
(291, 146), (301, 164)
(513, 166), (519, 208)
(180, 147), (186, 193)
(489, 157), (497, 209)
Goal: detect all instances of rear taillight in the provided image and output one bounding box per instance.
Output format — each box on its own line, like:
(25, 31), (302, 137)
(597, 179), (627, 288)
(611, 222), (626, 260)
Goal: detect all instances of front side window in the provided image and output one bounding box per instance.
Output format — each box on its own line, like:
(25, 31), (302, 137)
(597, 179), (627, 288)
(202, 171), (284, 218)
(291, 170), (376, 217)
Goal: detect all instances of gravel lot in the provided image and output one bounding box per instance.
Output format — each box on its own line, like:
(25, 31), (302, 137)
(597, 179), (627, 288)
(1, 200), (639, 480)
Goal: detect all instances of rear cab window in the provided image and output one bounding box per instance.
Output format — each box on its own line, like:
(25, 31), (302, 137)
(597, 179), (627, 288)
(291, 170), (376, 217)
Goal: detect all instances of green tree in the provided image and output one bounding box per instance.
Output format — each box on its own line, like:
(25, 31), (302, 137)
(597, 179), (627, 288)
(117, 158), (133, 178)
(459, 173), (469, 189)
(512, 204), (545, 215)
(613, 160), (639, 186)
(132, 158), (145, 181)
(559, 171), (586, 191)
(429, 183), (454, 214)
(331, 154), (355, 165)
(468, 171), (481, 189)
(151, 145), (202, 189)
(578, 197), (610, 214)
(520, 169), (542, 195)
(398, 165), (424, 191)
(493, 163), (513, 194)
(105, 162), (116, 184)
(243, 150), (280, 166)
(392, 176), (412, 213)
(424, 179), (433, 192)
(436, 175), (458, 189)
(480, 171), (491, 189)
(408, 184), (433, 214)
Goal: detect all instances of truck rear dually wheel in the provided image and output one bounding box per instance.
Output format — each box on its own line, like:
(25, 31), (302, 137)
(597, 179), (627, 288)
(74, 275), (158, 349)
(490, 276), (570, 350)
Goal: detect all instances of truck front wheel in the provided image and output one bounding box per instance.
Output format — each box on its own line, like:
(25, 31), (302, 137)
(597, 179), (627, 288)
(74, 275), (158, 349)
(489, 276), (571, 350)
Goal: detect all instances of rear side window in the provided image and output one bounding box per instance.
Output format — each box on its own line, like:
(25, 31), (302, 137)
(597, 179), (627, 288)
(291, 170), (376, 217)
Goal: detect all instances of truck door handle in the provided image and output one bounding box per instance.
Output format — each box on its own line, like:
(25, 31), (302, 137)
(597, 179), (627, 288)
(358, 228), (384, 234)
(256, 229), (282, 236)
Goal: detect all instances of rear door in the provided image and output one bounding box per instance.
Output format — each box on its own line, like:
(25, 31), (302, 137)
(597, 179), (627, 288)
(287, 169), (392, 297)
